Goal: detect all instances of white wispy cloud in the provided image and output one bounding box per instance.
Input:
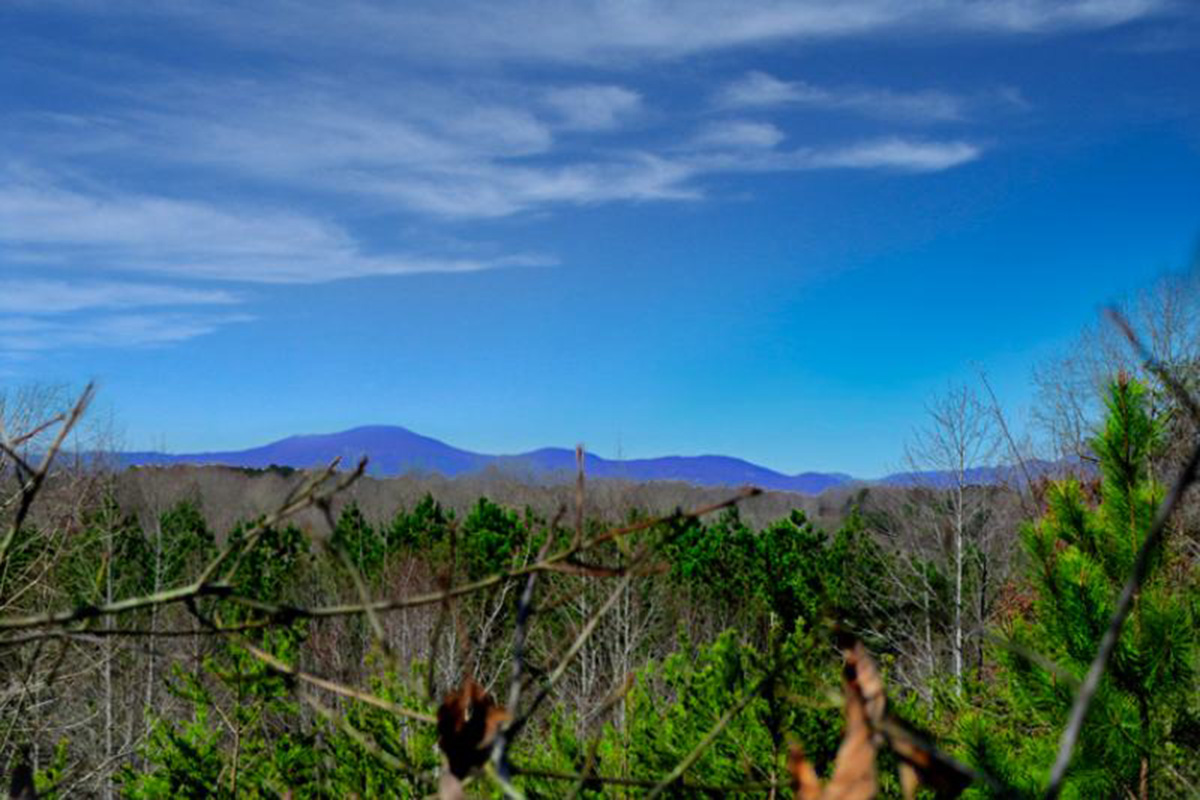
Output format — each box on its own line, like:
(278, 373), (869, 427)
(119, 87), (555, 177)
(0, 174), (553, 281)
(0, 279), (239, 314)
(8, 70), (985, 224)
(689, 136), (982, 173)
(340, 154), (702, 218)
(692, 120), (786, 150)
(962, 0), (1167, 32)
(802, 138), (982, 171)
(717, 71), (816, 108)
(543, 85), (642, 131)
(0, 312), (254, 354)
(716, 71), (968, 122)
(52, 0), (1169, 63)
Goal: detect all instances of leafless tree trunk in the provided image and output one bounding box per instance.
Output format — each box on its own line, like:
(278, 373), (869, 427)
(103, 510), (115, 800)
(906, 383), (1001, 695)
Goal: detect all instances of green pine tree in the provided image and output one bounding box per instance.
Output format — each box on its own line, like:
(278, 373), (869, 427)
(962, 377), (1199, 799)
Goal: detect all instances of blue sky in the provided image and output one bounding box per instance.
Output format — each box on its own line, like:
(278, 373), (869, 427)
(2, 1), (1198, 477)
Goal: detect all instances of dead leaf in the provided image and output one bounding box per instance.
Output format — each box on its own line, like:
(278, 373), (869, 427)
(843, 642), (885, 729)
(437, 677), (511, 780)
(822, 645), (880, 800)
(795, 636), (973, 800)
(788, 743), (822, 800)
(899, 763), (920, 800)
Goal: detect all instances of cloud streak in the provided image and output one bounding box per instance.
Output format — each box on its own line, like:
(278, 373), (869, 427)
(692, 120), (787, 150)
(0, 311), (253, 354)
(0, 173), (553, 282)
(688, 136), (982, 173)
(50, 0), (1171, 63)
(0, 279), (239, 314)
(716, 71), (970, 122)
(543, 85), (642, 131)
(8, 72), (984, 223)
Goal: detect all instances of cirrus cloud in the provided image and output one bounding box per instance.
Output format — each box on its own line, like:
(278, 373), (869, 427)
(40, 0), (1172, 64)
(0, 279), (239, 314)
(717, 71), (968, 122)
(0, 173), (554, 282)
(543, 85), (643, 131)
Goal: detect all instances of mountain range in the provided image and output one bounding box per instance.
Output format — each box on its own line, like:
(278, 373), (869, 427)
(117, 424), (1059, 494)
(118, 425), (859, 494)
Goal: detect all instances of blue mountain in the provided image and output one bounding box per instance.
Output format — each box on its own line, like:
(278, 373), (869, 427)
(118, 425), (1066, 494)
(117, 425), (854, 494)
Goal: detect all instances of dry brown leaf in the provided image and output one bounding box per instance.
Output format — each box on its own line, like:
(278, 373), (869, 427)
(814, 637), (972, 800)
(899, 762), (920, 800)
(821, 645), (880, 800)
(786, 642), (882, 800)
(788, 743), (823, 800)
(436, 677), (511, 781)
(845, 637), (972, 799)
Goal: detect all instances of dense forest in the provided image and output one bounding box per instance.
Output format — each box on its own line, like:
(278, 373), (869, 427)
(3, 274), (1200, 798)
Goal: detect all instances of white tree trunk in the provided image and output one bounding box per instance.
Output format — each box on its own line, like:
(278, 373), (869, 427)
(953, 465), (965, 695)
(103, 525), (114, 800)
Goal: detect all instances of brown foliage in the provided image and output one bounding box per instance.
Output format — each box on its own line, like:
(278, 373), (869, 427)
(436, 676), (510, 780)
(789, 639), (973, 800)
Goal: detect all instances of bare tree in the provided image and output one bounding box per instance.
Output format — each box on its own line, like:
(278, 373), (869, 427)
(903, 383), (1002, 693)
(1033, 265), (1200, 469)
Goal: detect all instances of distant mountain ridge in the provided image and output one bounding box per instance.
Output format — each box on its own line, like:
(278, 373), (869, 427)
(117, 424), (1067, 494)
(117, 424), (855, 494)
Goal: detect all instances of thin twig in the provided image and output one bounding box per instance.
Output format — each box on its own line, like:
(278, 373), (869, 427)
(492, 537), (551, 781)
(0, 383), (95, 572)
(980, 369), (1037, 517)
(237, 637), (436, 725)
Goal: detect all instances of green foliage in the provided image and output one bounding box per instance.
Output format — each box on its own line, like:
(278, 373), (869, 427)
(122, 693), (227, 799)
(387, 493), (453, 553)
(318, 667), (440, 798)
(330, 502), (386, 577)
(664, 506), (896, 636)
(122, 651), (439, 799)
(515, 626), (847, 798)
(18, 740), (71, 800)
(224, 520), (309, 603)
(122, 653), (324, 799)
(156, 500), (217, 587)
(56, 493), (151, 606)
(35, 400), (1200, 799)
(459, 498), (529, 578)
(961, 378), (1199, 798)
